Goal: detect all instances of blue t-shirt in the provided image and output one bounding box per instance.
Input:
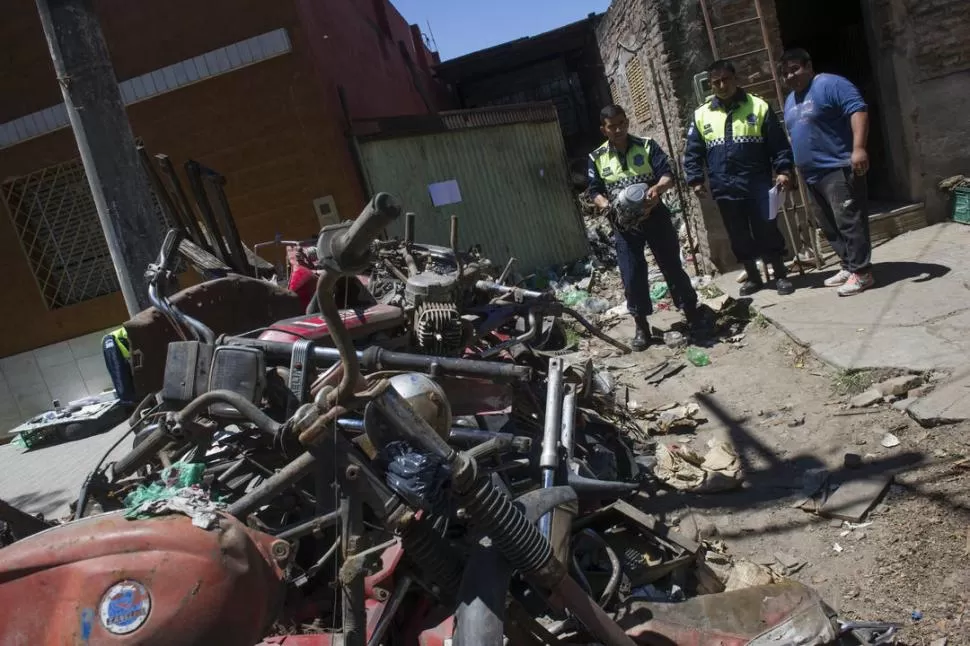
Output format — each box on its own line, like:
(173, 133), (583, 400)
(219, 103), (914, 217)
(783, 73), (867, 184)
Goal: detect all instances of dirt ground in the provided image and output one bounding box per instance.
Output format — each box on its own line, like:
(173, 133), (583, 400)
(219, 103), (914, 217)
(575, 284), (970, 646)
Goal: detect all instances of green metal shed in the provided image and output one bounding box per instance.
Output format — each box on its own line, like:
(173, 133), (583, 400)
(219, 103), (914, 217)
(352, 103), (589, 274)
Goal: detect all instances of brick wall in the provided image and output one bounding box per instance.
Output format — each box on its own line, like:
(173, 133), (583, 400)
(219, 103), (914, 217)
(0, 0), (445, 358)
(596, 0), (733, 272)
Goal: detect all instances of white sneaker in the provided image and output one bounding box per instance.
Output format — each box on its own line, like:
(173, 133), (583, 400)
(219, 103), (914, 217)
(837, 272), (875, 297)
(824, 269), (852, 287)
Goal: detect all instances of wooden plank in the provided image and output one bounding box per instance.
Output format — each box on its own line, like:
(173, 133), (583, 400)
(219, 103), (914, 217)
(819, 474), (893, 522)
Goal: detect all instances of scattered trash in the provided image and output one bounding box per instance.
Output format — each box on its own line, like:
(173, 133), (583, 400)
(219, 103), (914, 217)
(686, 347), (711, 367)
(650, 282), (669, 303)
(773, 552), (805, 574)
(655, 439), (742, 493)
(558, 288), (590, 307)
(849, 389), (883, 408)
(724, 560), (778, 591)
(819, 474), (893, 522)
(654, 403), (704, 434)
(881, 433), (901, 448)
(911, 610), (923, 622)
(645, 361), (686, 386)
(833, 543), (844, 553)
(663, 330), (686, 348)
(726, 333), (746, 345)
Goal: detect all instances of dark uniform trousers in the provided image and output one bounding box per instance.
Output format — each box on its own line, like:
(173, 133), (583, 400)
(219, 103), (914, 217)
(614, 204), (697, 317)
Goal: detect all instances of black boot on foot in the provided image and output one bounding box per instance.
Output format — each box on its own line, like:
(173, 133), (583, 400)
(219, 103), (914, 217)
(739, 262), (764, 296)
(771, 259), (795, 295)
(631, 315), (651, 352)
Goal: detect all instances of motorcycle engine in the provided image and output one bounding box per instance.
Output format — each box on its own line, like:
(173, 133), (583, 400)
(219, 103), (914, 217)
(405, 271), (465, 356)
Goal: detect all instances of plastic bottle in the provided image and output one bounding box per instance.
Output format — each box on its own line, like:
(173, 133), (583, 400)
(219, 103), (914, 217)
(686, 347), (710, 367)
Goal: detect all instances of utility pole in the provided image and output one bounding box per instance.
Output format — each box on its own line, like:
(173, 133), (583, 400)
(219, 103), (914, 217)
(35, 0), (162, 315)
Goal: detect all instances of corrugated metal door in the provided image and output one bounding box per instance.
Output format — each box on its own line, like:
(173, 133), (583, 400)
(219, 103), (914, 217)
(356, 120), (589, 274)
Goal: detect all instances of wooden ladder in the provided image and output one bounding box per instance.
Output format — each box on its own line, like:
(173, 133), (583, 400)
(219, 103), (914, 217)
(698, 0), (823, 272)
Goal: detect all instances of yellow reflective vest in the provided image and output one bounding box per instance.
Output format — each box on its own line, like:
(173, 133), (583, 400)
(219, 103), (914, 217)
(693, 92), (770, 147)
(589, 135), (657, 199)
(107, 327), (131, 360)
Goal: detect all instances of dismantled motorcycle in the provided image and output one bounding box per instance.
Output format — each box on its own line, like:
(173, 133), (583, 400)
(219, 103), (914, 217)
(0, 194), (900, 645)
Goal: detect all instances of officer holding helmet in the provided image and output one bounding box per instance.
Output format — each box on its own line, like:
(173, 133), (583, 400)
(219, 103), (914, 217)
(587, 104), (703, 351)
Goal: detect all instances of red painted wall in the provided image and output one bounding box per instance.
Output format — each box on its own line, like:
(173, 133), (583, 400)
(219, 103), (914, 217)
(293, 0), (449, 121)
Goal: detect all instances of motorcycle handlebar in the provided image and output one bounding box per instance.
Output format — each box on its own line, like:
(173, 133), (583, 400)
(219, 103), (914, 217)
(156, 229), (183, 274)
(323, 192), (402, 274)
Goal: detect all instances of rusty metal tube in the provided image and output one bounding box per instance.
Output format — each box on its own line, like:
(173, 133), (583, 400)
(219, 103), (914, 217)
(228, 451), (317, 519)
(404, 211), (415, 245)
(314, 269), (360, 404)
(561, 306), (632, 354)
(450, 214), (463, 279)
(556, 575), (637, 646)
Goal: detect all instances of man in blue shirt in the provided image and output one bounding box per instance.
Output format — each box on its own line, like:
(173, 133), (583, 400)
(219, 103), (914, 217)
(588, 105), (704, 351)
(685, 60), (795, 297)
(782, 48), (873, 296)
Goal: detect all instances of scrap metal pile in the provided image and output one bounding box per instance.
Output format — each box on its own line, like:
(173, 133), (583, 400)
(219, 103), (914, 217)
(0, 192), (900, 645)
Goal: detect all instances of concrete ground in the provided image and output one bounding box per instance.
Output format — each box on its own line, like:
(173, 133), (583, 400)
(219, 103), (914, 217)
(717, 222), (970, 425)
(0, 421), (131, 520)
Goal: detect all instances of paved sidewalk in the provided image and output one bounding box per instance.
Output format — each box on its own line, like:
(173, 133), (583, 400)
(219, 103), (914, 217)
(0, 421), (132, 520)
(716, 222), (970, 424)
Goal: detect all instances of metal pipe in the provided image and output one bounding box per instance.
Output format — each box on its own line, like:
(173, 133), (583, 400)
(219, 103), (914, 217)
(450, 214), (463, 279)
(497, 257), (516, 284)
(478, 311), (538, 359)
(646, 56), (700, 276)
(475, 280), (547, 301)
(342, 494), (366, 646)
(176, 390), (281, 436)
(367, 575), (413, 646)
(276, 508), (342, 542)
(539, 357), (564, 538)
(226, 337), (533, 382)
(227, 451), (317, 518)
(404, 212), (415, 245)
(560, 386), (577, 462)
(313, 269), (361, 406)
(560, 306), (632, 355)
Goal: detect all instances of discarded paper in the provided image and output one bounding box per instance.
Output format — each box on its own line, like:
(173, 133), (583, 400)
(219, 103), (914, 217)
(655, 439), (742, 493)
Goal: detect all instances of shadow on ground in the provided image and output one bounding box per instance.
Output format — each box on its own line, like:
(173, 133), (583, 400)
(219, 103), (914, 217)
(639, 392), (949, 540)
(789, 261), (951, 291)
(5, 489), (74, 520)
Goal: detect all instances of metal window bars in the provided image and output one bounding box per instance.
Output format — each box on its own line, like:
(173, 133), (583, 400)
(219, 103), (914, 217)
(0, 158), (173, 310)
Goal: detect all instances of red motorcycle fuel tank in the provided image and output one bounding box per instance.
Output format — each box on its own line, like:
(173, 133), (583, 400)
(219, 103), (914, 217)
(0, 511), (287, 645)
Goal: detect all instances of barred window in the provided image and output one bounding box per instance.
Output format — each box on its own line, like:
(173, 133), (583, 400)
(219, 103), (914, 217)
(624, 57), (651, 125)
(1, 158), (168, 310)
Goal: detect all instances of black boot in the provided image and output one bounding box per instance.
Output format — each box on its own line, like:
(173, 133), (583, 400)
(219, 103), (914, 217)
(739, 262), (764, 296)
(684, 305), (710, 338)
(631, 315), (651, 352)
(770, 259), (794, 295)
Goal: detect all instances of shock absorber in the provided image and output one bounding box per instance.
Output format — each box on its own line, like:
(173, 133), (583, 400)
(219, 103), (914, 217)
(372, 388), (636, 646)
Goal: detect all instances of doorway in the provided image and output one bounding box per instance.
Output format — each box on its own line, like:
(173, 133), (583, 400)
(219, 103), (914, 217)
(773, 0), (896, 203)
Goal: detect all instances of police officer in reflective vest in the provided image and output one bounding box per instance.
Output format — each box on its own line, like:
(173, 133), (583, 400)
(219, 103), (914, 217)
(588, 104), (703, 351)
(684, 60), (795, 296)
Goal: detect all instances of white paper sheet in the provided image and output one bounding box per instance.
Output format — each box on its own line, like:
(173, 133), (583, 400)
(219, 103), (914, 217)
(768, 186), (783, 221)
(428, 179), (462, 207)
